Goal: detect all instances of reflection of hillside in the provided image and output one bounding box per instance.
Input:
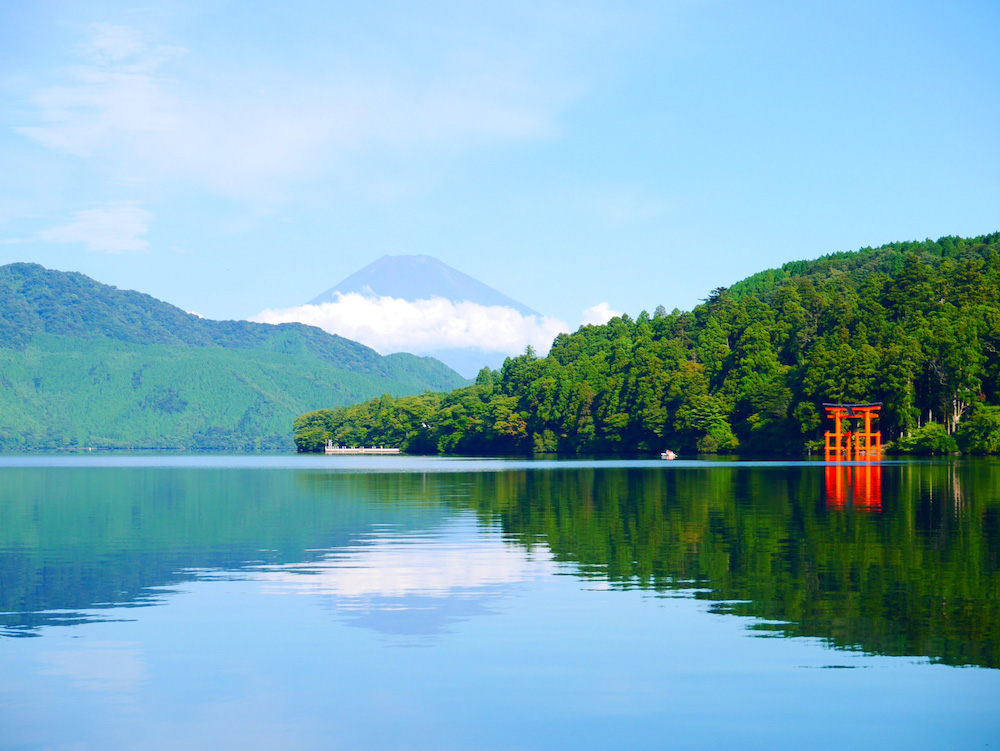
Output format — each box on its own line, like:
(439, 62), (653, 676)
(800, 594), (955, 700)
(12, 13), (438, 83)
(3, 461), (998, 666)
(0, 468), (452, 634)
(444, 463), (1000, 668)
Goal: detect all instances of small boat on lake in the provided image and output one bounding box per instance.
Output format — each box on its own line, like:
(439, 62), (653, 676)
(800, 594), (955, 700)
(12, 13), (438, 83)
(660, 449), (677, 460)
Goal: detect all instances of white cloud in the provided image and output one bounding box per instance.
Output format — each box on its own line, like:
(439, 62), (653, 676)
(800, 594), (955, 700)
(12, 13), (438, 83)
(78, 23), (146, 64)
(254, 293), (569, 356)
(18, 22), (571, 200)
(580, 302), (621, 326)
(258, 519), (555, 600)
(39, 201), (151, 253)
(19, 38), (187, 161)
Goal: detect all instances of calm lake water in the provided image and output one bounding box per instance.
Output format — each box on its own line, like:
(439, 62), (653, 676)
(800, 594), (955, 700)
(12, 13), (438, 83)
(1, 456), (998, 750)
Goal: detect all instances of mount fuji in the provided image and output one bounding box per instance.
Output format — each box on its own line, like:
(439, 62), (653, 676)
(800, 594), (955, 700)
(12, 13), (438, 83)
(259, 254), (565, 378)
(310, 255), (541, 318)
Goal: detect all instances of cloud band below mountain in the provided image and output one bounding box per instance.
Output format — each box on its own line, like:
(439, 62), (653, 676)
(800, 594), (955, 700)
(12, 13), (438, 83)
(255, 294), (625, 359)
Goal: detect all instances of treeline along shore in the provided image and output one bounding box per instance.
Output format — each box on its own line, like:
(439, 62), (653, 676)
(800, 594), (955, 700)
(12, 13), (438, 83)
(294, 233), (1000, 456)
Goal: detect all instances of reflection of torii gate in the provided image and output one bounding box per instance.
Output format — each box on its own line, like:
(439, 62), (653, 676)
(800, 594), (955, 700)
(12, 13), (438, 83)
(823, 402), (882, 461)
(825, 464), (882, 512)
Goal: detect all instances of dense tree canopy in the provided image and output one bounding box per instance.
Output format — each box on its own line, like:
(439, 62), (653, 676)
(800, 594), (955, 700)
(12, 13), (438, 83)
(296, 233), (1000, 455)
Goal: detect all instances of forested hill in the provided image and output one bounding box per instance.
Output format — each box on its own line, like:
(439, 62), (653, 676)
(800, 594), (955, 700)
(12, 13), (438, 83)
(727, 234), (993, 302)
(0, 263), (467, 451)
(0, 263), (437, 377)
(294, 232), (1000, 455)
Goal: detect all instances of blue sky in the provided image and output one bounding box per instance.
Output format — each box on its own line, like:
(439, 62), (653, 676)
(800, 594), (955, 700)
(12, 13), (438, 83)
(2, 1), (998, 342)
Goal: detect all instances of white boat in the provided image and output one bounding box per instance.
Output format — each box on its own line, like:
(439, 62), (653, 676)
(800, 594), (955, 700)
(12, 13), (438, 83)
(660, 450), (676, 460)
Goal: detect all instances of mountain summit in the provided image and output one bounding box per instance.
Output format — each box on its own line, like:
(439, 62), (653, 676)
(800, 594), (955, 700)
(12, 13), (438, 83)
(309, 255), (540, 317)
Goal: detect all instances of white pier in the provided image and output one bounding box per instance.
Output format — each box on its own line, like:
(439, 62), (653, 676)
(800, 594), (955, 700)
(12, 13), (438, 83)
(325, 441), (400, 455)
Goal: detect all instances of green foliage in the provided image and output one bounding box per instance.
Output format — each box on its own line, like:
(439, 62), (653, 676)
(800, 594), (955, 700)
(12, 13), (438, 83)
(474, 367), (496, 391)
(0, 265), (467, 450)
(297, 232), (1000, 455)
(891, 422), (960, 455)
(957, 405), (1000, 454)
(696, 420), (739, 453)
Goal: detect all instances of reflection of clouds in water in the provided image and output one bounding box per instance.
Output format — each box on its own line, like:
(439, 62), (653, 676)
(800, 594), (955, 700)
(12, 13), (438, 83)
(39, 641), (145, 694)
(257, 517), (555, 636)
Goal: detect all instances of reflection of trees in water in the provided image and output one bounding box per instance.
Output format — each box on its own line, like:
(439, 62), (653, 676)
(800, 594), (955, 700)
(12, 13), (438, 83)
(2, 461), (997, 667)
(447, 463), (1000, 668)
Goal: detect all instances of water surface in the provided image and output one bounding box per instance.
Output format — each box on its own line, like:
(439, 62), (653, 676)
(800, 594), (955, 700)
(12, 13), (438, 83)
(1, 456), (997, 749)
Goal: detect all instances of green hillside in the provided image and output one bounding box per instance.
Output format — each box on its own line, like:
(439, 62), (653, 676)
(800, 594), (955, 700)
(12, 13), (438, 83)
(727, 234), (983, 301)
(295, 232), (1000, 455)
(0, 263), (466, 451)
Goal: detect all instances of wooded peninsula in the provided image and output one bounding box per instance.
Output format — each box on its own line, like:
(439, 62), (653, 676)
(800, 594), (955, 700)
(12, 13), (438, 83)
(294, 233), (1000, 456)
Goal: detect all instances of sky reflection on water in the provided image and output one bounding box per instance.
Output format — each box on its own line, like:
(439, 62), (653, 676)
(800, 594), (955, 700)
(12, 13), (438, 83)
(256, 515), (556, 638)
(1, 457), (998, 749)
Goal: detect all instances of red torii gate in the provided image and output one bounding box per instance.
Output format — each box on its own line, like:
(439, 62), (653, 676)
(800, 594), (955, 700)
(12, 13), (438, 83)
(823, 402), (882, 461)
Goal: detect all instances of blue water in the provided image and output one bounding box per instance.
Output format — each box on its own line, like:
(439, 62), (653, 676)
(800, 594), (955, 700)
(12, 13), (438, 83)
(0, 456), (997, 750)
